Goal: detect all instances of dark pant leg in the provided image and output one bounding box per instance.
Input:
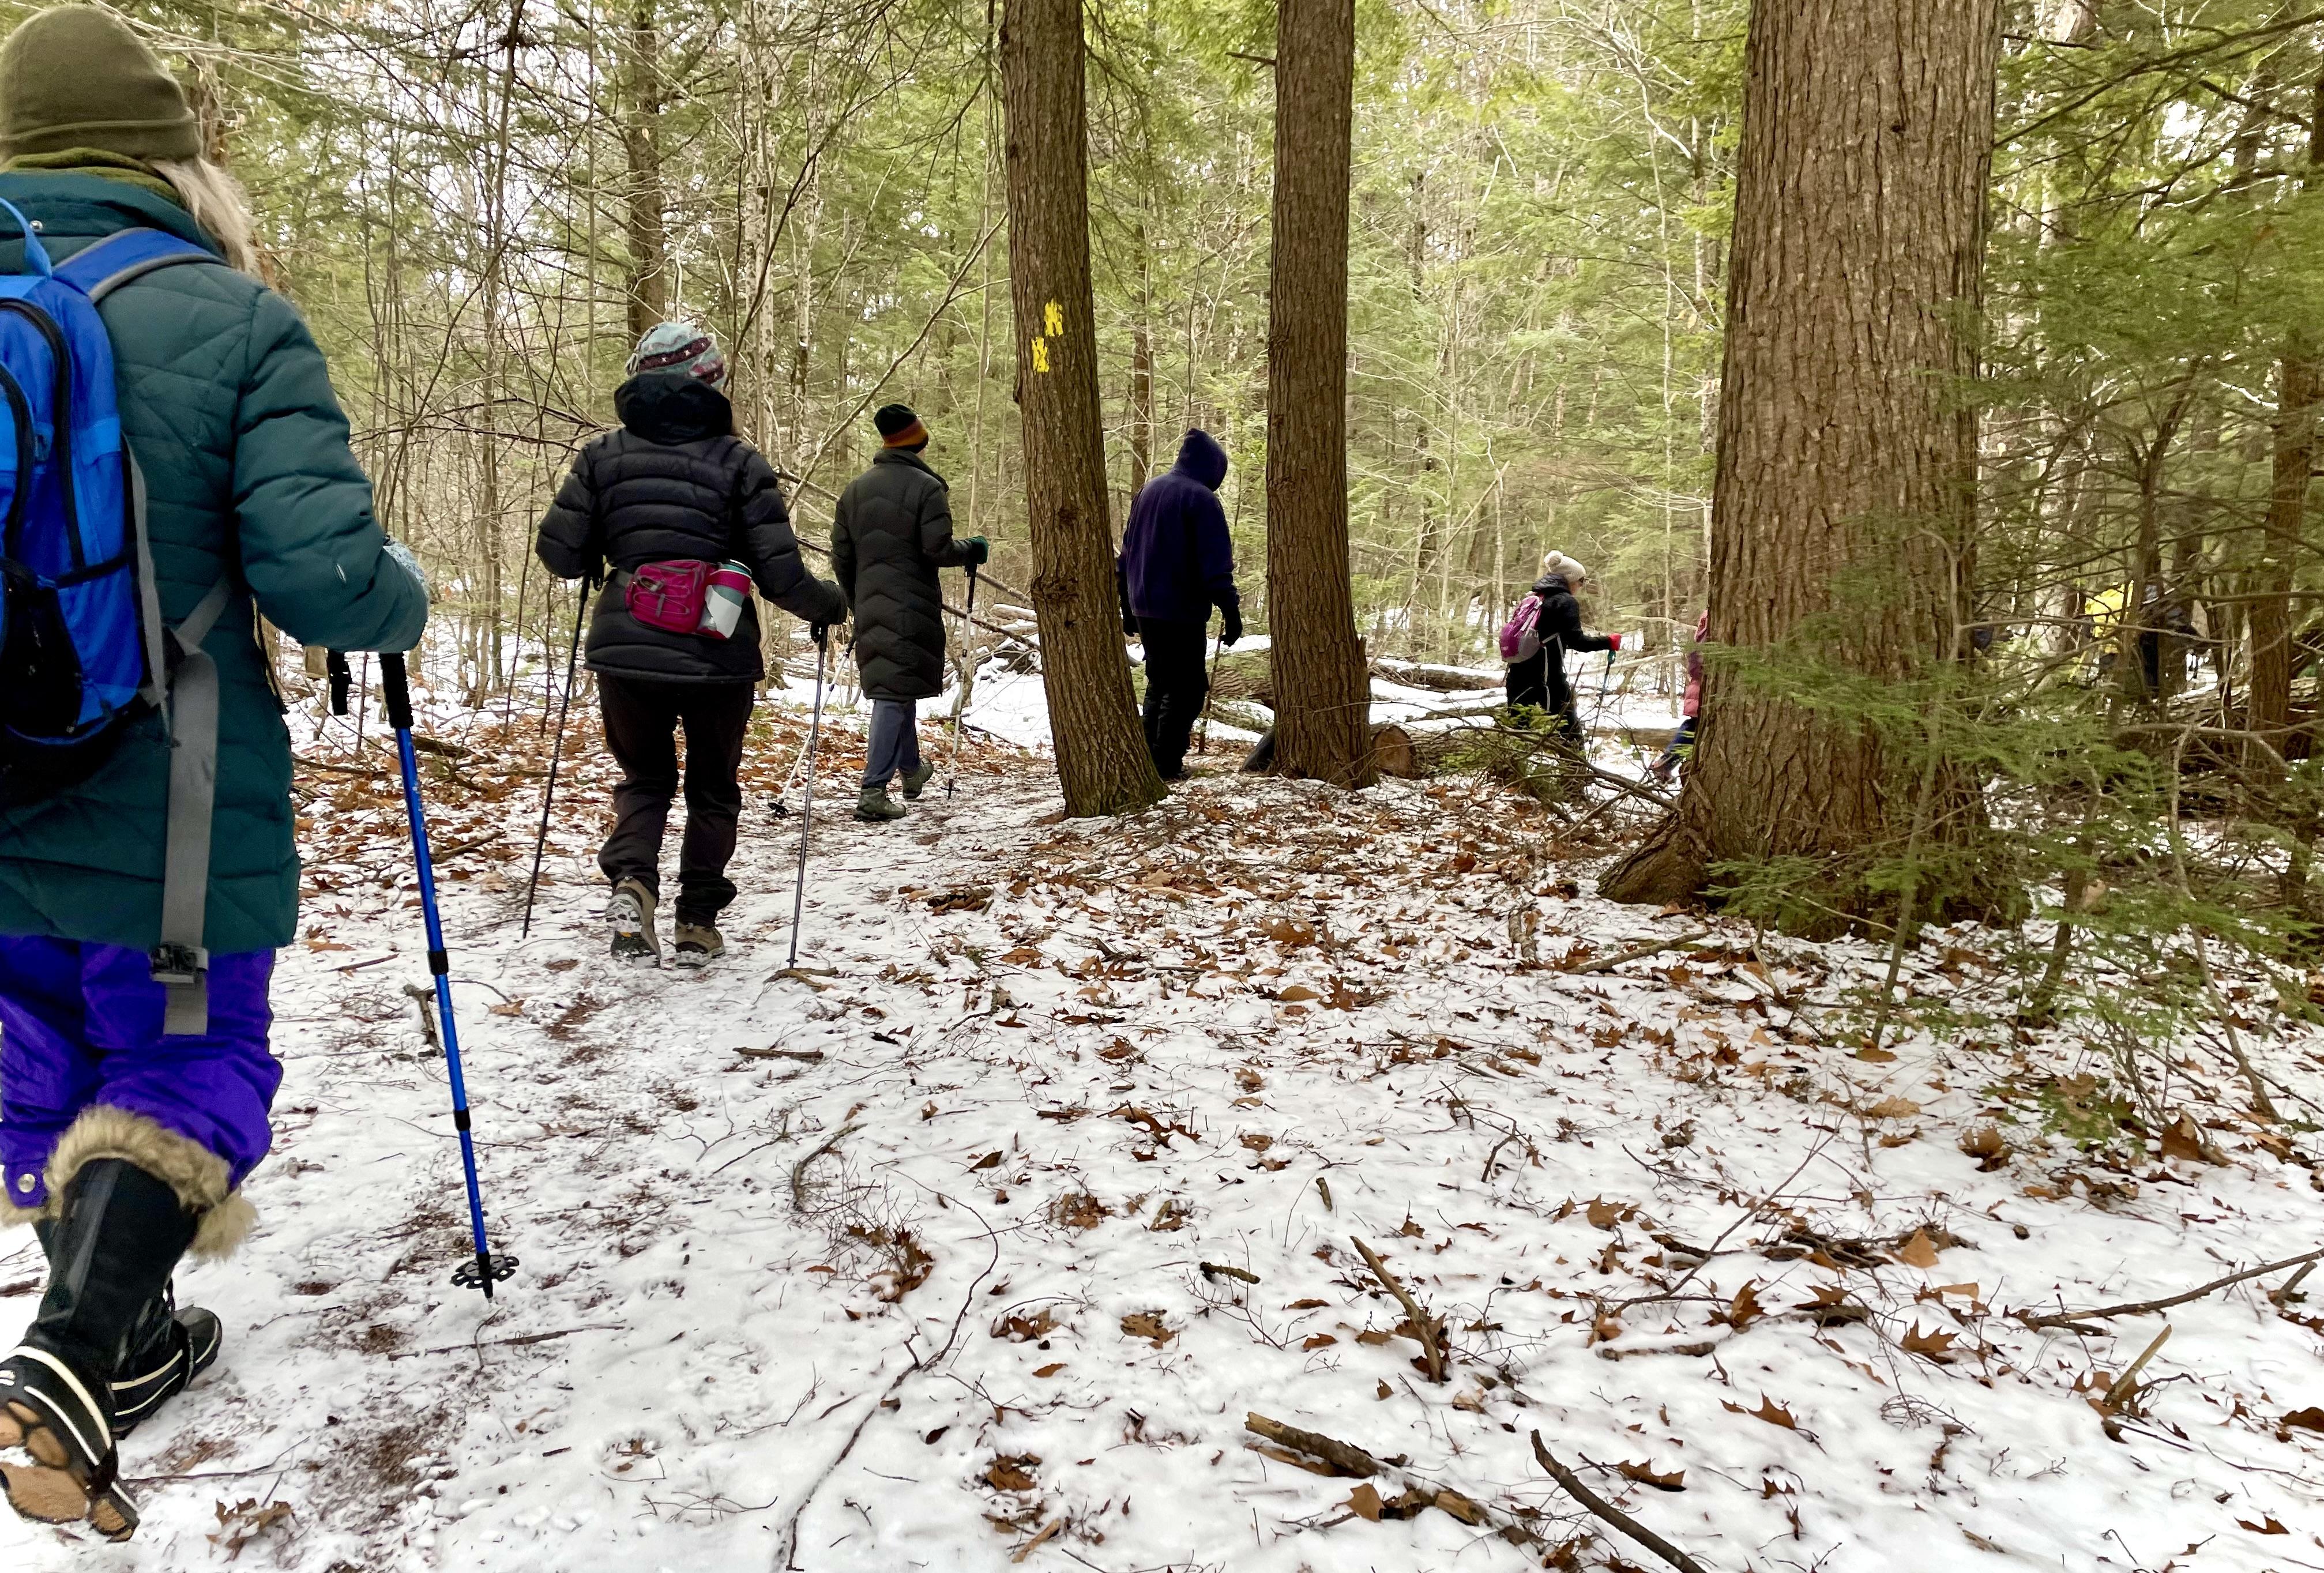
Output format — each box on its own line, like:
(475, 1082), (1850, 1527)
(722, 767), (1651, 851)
(1657, 716), (1697, 773)
(673, 683), (755, 923)
(1505, 651), (1551, 713)
(862, 698), (915, 789)
(1137, 618), (1209, 777)
(597, 674), (680, 898)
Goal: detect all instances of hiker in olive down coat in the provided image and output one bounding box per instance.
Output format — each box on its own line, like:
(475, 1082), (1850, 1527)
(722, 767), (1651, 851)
(830, 403), (987, 821)
(0, 5), (427, 1541)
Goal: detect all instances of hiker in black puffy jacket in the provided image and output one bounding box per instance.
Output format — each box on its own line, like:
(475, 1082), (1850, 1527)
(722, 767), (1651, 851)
(831, 402), (987, 822)
(536, 322), (846, 966)
(1503, 550), (1622, 744)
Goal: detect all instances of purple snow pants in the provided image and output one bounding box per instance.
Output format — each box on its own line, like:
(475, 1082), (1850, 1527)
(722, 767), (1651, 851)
(0, 938), (279, 1211)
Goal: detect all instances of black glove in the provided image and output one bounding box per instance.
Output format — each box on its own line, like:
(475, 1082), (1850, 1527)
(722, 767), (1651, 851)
(963, 535), (991, 566)
(1219, 601), (1243, 648)
(1119, 567), (1139, 636)
(810, 622), (832, 648)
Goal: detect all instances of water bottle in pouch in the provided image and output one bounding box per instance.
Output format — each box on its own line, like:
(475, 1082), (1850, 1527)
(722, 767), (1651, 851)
(700, 560), (753, 639)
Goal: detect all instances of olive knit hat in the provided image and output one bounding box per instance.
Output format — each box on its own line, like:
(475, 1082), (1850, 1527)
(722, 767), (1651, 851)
(0, 6), (202, 162)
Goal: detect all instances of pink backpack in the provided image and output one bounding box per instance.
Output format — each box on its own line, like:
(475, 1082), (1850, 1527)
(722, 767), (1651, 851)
(1499, 594), (1544, 663)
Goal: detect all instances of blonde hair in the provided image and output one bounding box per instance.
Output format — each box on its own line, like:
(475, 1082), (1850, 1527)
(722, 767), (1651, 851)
(151, 156), (260, 277)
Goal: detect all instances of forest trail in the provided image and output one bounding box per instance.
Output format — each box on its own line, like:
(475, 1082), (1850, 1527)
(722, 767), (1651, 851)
(3, 695), (2320, 1572)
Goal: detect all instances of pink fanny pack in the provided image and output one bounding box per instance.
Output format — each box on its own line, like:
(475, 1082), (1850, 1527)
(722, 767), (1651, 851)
(626, 560), (711, 634)
(626, 559), (752, 640)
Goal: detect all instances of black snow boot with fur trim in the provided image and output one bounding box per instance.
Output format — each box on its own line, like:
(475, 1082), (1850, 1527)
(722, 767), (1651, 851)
(30, 1220), (221, 1437)
(1, 1157), (200, 1540)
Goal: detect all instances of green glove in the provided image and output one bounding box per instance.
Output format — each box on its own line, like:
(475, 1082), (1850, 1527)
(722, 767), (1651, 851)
(964, 535), (991, 566)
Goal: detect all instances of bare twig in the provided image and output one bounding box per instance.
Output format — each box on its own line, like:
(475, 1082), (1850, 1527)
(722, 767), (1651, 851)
(2102, 1324), (2172, 1410)
(1565, 929), (1712, 975)
(392, 1323), (626, 1361)
(1243, 1415), (1513, 1541)
(2017, 1247), (2324, 1328)
(1349, 1235), (1446, 1382)
(1011, 1518), (1063, 1561)
(1531, 1431), (1713, 1573)
(1244, 1413), (1379, 1476)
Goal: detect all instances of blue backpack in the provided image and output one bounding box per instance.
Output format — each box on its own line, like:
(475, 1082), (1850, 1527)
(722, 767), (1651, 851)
(0, 200), (228, 1031)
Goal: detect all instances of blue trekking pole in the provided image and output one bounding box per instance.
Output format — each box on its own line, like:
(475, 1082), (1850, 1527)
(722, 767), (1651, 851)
(337, 651), (516, 1299)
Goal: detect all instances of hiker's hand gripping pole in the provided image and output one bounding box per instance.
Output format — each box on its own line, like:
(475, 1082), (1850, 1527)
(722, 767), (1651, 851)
(379, 653), (516, 1299)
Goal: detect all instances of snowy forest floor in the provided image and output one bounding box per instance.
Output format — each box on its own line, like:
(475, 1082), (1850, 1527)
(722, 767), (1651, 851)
(6, 672), (2324, 1573)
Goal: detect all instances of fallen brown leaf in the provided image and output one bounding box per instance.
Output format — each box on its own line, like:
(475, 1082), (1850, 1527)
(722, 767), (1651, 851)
(1615, 1460), (1686, 1492)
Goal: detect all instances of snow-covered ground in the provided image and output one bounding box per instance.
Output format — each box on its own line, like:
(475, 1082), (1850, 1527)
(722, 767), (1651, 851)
(6, 669), (2323, 1572)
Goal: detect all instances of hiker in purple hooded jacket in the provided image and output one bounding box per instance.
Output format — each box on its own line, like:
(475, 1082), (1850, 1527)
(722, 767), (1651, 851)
(1118, 429), (1242, 780)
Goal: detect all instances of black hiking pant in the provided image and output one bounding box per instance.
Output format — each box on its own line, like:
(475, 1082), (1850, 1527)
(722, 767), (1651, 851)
(597, 675), (754, 923)
(1504, 650), (1581, 748)
(1138, 617), (1210, 778)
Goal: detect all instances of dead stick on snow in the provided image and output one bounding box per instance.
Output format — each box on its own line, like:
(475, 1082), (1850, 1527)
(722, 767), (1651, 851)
(1349, 1235), (1446, 1382)
(2017, 1246), (2324, 1329)
(1244, 1412), (1379, 1476)
(2102, 1324), (2172, 1410)
(1243, 1415), (1503, 1536)
(1566, 928), (1712, 976)
(1532, 1431), (1712, 1573)
(1010, 1518), (1064, 1561)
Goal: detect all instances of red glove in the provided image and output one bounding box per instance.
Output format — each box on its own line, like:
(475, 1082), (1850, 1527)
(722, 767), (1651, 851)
(1606, 633), (1624, 653)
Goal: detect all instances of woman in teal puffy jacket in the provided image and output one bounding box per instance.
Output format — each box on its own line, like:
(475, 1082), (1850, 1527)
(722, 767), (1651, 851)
(0, 7), (426, 1540)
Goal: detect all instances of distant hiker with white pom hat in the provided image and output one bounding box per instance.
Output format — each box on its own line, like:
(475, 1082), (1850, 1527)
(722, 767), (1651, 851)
(1498, 550), (1622, 747)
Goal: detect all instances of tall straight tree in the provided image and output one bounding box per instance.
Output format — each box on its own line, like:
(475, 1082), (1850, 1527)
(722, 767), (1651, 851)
(1603, 0), (2002, 912)
(1265, 0), (1374, 787)
(1001, 0), (1164, 815)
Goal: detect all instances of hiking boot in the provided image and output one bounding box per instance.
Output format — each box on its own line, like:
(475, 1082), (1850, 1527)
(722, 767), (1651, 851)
(901, 760), (937, 800)
(110, 1294), (221, 1436)
(608, 878), (659, 963)
(672, 923), (724, 969)
(855, 787), (906, 822)
(30, 1221), (219, 1437)
(1, 1158), (201, 1541)
(0, 1347), (134, 1539)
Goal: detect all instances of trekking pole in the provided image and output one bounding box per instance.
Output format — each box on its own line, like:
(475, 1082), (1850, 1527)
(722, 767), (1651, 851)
(786, 629), (830, 969)
(946, 563), (978, 801)
(1198, 629), (1225, 755)
(374, 652), (517, 1299)
(521, 581), (591, 939)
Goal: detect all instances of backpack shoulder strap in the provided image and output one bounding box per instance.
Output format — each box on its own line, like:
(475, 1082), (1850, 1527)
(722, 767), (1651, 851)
(55, 228), (220, 303)
(150, 572), (234, 1036)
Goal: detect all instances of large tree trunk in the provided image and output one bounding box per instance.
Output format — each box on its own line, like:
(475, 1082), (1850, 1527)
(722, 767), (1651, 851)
(1001, 0), (1163, 816)
(622, 0), (669, 341)
(2251, 78), (2323, 766)
(1264, 0), (1375, 788)
(2254, 348), (2318, 759)
(1602, 0), (2001, 916)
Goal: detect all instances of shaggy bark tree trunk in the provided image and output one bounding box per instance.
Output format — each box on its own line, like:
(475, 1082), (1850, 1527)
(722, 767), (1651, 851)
(2251, 84), (2323, 767)
(1601, 0), (2002, 917)
(1264, 0), (1375, 787)
(1001, 0), (1164, 815)
(622, 0), (669, 341)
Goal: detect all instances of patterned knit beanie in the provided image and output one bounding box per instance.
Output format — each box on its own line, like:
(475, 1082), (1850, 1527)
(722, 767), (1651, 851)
(626, 321), (727, 391)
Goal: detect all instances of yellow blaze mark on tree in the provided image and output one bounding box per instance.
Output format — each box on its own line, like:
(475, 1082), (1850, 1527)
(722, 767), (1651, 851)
(1032, 338), (1051, 373)
(1044, 300), (1064, 336)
